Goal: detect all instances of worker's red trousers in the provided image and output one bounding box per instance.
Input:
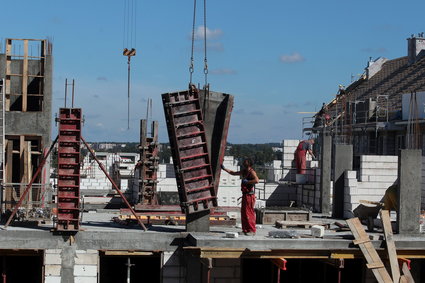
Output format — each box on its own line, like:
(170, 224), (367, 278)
(295, 149), (307, 174)
(241, 194), (256, 233)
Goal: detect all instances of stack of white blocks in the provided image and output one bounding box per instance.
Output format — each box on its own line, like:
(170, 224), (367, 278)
(344, 155), (398, 219)
(218, 156), (241, 207)
(80, 178), (109, 191)
(73, 250), (98, 283)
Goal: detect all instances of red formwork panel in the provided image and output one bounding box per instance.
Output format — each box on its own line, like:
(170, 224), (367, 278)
(162, 89), (217, 213)
(55, 108), (81, 232)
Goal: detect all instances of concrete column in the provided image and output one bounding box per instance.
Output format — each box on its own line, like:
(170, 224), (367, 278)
(320, 135), (332, 215)
(398, 149), (421, 234)
(332, 144), (353, 218)
(186, 209), (210, 232)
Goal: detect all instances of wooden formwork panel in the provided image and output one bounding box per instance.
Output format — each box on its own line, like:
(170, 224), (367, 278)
(162, 90), (217, 213)
(55, 108), (81, 232)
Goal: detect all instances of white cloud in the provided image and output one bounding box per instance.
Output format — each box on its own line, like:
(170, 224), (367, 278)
(193, 26), (223, 40)
(279, 52), (305, 63)
(210, 68), (237, 75)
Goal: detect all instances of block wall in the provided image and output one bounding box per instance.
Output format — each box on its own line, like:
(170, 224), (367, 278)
(44, 249), (98, 283)
(344, 155), (398, 219)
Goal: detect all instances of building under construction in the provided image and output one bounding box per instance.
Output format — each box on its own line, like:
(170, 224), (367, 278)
(0, 37), (424, 283)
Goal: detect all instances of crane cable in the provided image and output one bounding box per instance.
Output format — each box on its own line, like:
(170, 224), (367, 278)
(189, 0), (209, 89)
(122, 0), (137, 130)
(203, 0), (208, 88)
(189, 0), (197, 86)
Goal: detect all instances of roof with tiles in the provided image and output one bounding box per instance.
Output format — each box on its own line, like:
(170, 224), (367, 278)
(330, 55), (425, 114)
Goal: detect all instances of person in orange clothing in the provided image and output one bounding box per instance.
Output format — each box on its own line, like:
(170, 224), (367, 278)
(221, 158), (259, 236)
(294, 139), (315, 174)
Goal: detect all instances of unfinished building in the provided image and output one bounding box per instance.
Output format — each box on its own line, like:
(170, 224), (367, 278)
(0, 37), (424, 283)
(307, 34), (425, 157)
(0, 38), (52, 215)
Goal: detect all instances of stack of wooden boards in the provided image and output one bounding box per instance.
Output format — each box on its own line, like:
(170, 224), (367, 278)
(347, 210), (415, 283)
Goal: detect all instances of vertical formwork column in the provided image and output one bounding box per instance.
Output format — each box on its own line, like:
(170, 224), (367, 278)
(55, 108), (81, 231)
(138, 120), (159, 205)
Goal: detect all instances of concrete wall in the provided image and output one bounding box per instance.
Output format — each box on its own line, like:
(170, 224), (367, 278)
(3, 55), (52, 144)
(344, 155), (398, 219)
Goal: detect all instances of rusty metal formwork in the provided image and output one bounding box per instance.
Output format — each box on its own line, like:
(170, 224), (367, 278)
(162, 88), (233, 214)
(55, 108), (81, 231)
(137, 119), (159, 205)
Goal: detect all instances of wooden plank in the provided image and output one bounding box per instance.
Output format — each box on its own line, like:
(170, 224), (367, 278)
(401, 262), (415, 283)
(24, 141), (32, 208)
(346, 217), (393, 283)
(20, 136), (25, 184)
(5, 140), (13, 210)
(367, 262), (385, 269)
(399, 275), (408, 283)
(22, 39), (28, 112)
(353, 237), (371, 245)
(380, 210), (400, 283)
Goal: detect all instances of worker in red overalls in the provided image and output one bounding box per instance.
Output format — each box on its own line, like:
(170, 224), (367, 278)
(221, 158), (259, 236)
(295, 139), (316, 174)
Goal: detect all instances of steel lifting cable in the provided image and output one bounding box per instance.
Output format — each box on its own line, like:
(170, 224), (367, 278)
(189, 0), (209, 88)
(189, 0), (197, 86)
(203, 0), (208, 88)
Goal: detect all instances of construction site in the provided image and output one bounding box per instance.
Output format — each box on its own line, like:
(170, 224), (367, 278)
(2, 3), (425, 283)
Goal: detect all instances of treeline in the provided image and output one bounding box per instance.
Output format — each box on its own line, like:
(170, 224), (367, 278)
(88, 142), (282, 166)
(226, 143), (282, 166)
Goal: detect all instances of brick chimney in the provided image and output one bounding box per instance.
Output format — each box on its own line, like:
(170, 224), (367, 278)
(407, 33), (425, 65)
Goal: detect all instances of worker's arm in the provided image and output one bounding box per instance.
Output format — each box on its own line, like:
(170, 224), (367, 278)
(308, 149), (316, 160)
(244, 169), (259, 185)
(221, 164), (240, 176)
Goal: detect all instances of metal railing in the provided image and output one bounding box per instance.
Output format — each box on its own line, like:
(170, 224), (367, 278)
(2, 182), (53, 220)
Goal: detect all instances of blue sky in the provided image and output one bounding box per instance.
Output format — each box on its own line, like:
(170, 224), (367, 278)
(2, 0), (425, 143)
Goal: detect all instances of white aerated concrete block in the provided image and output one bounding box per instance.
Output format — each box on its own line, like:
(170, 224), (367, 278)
(360, 169), (398, 176)
(75, 277), (97, 283)
(345, 171), (357, 179)
(45, 265), (61, 276)
(45, 277), (61, 283)
(74, 253), (98, 265)
(346, 178), (358, 187)
(311, 225), (325, 238)
(225, 232), (239, 238)
(283, 140), (300, 147)
(45, 253), (61, 265)
(360, 155), (398, 163)
(74, 265), (97, 277)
